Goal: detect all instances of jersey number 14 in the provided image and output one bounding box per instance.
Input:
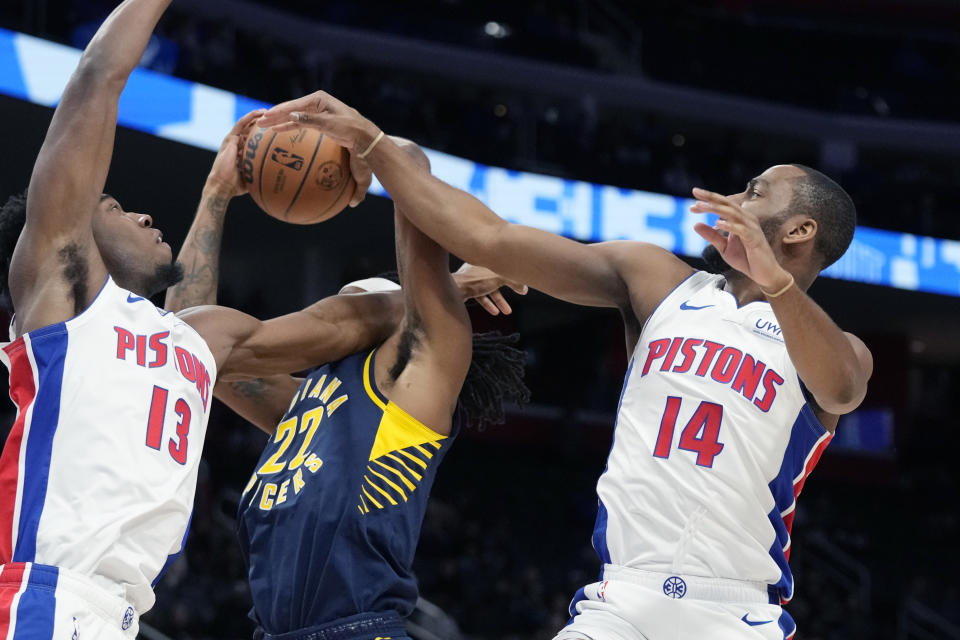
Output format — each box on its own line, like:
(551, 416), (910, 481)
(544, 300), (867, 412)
(653, 397), (724, 467)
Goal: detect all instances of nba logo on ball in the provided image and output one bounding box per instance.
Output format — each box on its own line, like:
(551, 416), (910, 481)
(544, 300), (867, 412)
(241, 127), (356, 225)
(663, 576), (687, 599)
(121, 606), (135, 630)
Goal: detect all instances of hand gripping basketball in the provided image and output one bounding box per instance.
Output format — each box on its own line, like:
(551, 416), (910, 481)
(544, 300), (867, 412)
(257, 91), (380, 207)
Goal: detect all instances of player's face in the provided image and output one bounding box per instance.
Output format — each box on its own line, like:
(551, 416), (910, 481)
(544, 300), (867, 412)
(92, 196), (179, 295)
(703, 165), (809, 274)
(726, 165), (806, 234)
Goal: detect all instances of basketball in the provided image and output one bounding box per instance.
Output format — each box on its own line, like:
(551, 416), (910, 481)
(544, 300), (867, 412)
(240, 126), (356, 224)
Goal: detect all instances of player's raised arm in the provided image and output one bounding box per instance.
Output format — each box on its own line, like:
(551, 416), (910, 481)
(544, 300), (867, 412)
(371, 141), (472, 434)
(165, 109), (265, 312)
(10, 0), (172, 331)
(162, 108), (303, 435)
(256, 92), (694, 324)
(691, 186), (872, 417)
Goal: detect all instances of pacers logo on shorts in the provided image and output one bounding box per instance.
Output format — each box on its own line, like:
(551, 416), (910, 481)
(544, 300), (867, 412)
(662, 576), (687, 599)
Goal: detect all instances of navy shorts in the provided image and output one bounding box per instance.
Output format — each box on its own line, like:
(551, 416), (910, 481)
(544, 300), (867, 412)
(256, 611), (411, 640)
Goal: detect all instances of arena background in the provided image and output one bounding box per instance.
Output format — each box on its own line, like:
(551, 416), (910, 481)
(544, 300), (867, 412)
(1, 1), (959, 638)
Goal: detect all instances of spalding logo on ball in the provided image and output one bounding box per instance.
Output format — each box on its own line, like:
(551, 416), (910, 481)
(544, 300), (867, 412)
(240, 127), (357, 224)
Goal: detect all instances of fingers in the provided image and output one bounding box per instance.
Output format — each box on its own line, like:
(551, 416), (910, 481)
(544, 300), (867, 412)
(232, 109), (267, 135)
(694, 222), (728, 251)
(476, 295), (501, 316)
(489, 290), (513, 315)
(348, 153), (373, 208)
(508, 282), (529, 295)
(690, 187), (756, 228)
(256, 95), (318, 128)
(257, 90), (340, 128)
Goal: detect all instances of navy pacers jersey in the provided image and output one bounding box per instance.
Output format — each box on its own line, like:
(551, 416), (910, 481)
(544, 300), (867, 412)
(237, 348), (459, 633)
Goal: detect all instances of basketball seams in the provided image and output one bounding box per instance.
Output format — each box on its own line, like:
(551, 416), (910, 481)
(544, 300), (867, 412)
(247, 128), (354, 224)
(283, 133), (325, 222)
(257, 131), (278, 212)
(309, 146), (354, 223)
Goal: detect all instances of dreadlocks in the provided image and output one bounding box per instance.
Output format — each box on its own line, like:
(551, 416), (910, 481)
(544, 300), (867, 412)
(459, 331), (530, 429)
(360, 270), (530, 428)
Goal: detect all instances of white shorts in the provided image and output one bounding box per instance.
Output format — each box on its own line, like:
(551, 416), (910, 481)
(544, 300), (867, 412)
(554, 565), (795, 640)
(0, 563), (139, 639)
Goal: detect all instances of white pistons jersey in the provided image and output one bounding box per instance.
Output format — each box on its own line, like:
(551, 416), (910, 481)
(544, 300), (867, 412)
(593, 271), (831, 604)
(0, 277), (216, 614)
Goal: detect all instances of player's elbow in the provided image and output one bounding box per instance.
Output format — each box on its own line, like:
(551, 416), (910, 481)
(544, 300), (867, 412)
(74, 51), (131, 92)
(816, 371), (869, 416)
(461, 214), (512, 268)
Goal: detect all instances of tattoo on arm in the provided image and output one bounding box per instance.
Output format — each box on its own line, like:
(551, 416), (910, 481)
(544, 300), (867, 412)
(166, 193), (230, 309)
(227, 378), (271, 400)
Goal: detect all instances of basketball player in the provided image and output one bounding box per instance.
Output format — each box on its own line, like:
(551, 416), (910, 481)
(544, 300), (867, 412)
(164, 133), (528, 639)
(257, 92), (874, 639)
(0, 4), (515, 638)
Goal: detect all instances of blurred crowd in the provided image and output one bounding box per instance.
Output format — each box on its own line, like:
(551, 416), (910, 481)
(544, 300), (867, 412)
(2, 0), (959, 241)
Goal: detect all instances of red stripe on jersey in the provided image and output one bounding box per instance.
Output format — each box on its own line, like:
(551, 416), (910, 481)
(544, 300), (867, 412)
(0, 340), (38, 563)
(782, 432), (832, 563)
(0, 563), (28, 636)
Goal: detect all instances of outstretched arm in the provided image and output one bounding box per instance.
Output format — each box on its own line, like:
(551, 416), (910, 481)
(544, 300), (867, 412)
(373, 141), (472, 435)
(256, 93), (693, 326)
(11, 0), (172, 332)
(165, 109), (265, 311)
(163, 109), (302, 435)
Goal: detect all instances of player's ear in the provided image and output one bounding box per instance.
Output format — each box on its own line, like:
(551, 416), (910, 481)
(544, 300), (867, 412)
(782, 216), (816, 246)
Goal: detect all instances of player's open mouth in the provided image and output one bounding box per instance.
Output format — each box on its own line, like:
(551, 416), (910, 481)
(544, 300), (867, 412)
(155, 230), (164, 243)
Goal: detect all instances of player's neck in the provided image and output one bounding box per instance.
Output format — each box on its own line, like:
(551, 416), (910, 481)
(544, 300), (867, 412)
(723, 267), (813, 304)
(721, 272), (768, 306)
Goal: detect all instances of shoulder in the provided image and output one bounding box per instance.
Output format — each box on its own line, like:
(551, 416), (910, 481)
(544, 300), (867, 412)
(594, 241), (696, 324)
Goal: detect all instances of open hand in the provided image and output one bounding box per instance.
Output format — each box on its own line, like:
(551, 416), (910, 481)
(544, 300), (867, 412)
(690, 187), (791, 291)
(453, 263), (528, 316)
(257, 92), (376, 207)
(206, 109), (266, 197)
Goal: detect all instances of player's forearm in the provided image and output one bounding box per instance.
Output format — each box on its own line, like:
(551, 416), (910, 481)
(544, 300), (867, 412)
(164, 185), (232, 311)
(769, 285), (871, 414)
(214, 375), (303, 435)
(78, 0), (172, 86)
(365, 136), (508, 268)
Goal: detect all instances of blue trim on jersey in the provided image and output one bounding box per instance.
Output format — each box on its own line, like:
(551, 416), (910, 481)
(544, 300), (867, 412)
(765, 403), (826, 602)
(777, 607), (797, 638)
(152, 511), (193, 587)
(591, 357), (636, 565)
(13, 325), (68, 562)
(565, 585), (588, 624)
(13, 564), (58, 639)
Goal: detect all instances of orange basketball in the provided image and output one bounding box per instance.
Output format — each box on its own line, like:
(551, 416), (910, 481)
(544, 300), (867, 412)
(240, 126), (356, 224)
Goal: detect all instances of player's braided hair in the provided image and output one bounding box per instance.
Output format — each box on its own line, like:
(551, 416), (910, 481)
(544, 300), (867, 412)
(373, 270), (530, 428)
(459, 330), (530, 429)
(0, 190), (27, 311)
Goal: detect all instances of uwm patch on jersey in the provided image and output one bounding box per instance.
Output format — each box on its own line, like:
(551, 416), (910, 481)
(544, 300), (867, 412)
(0, 277), (216, 615)
(592, 271), (831, 605)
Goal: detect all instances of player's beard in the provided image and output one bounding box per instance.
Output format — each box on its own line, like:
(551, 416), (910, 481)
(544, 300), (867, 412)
(701, 244), (730, 274)
(145, 260), (184, 296)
